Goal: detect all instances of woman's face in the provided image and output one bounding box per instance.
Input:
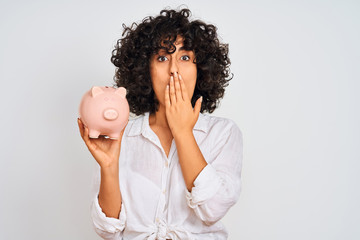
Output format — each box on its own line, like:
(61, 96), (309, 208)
(149, 36), (197, 107)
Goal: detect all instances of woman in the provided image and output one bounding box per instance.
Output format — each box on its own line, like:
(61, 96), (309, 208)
(78, 7), (243, 240)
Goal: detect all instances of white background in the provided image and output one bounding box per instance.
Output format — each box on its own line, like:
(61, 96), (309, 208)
(1, 0), (359, 239)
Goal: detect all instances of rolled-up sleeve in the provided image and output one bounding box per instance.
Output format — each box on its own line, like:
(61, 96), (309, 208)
(185, 121), (243, 225)
(90, 162), (126, 239)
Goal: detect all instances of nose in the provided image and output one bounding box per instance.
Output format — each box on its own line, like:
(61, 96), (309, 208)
(169, 57), (179, 77)
(103, 108), (119, 121)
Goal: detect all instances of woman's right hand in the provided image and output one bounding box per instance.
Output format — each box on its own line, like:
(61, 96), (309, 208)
(77, 118), (128, 169)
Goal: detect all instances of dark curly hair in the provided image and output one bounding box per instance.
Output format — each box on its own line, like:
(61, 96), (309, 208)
(110, 7), (233, 116)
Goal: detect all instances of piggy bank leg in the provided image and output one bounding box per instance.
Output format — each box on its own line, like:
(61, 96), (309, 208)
(88, 129), (101, 138)
(109, 132), (121, 140)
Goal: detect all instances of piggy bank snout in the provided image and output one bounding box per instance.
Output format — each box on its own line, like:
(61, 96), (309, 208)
(103, 108), (119, 120)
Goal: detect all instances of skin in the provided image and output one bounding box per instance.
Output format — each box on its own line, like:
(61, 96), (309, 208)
(149, 36), (207, 191)
(78, 118), (126, 219)
(76, 35), (208, 222)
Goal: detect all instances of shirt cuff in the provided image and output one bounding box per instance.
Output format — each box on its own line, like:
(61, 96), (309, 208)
(91, 194), (126, 233)
(185, 164), (222, 208)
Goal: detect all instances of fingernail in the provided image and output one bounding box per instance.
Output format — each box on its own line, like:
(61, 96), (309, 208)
(174, 72), (178, 77)
(170, 76), (173, 82)
(200, 96), (203, 102)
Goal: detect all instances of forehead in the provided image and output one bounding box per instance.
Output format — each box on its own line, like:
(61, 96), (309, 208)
(173, 37), (184, 45)
(157, 46), (187, 53)
(154, 35), (195, 56)
(158, 38), (191, 52)
(159, 37), (184, 46)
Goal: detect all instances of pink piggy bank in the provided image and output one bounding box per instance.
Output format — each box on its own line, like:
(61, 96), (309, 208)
(78, 86), (129, 139)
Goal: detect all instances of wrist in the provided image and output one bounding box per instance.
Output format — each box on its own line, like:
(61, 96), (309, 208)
(101, 163), (119, 177)
(173, 129), (194, 140)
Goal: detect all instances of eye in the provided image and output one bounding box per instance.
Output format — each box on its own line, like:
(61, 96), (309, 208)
(157, 56), (168, 62)
(181, 55), (190, 61)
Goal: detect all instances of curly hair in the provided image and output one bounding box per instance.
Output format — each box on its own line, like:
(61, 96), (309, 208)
(110, 7), (233, 116)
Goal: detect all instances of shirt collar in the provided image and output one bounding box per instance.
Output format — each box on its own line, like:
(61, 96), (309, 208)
(127, 111), (209, 137)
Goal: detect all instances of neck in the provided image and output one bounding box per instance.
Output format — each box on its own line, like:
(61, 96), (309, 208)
(149, 104), (170, 130)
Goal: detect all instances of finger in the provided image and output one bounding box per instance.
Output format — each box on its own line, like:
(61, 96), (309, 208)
(78, 118), (94, 151)
(174, 72), (183, 102)
(194, 96), (203, 117)
(83, 124), (93, 149)
(77, 118), (84, 139)
(120, 121), (128, 135)
(110, 134), (121, 150)
(116, 120), (128, 143)
(111, 121), (127, 150)
(179, 74), (190, 101)
(165, 84), (171, 108)
(169, 75), (176, 104)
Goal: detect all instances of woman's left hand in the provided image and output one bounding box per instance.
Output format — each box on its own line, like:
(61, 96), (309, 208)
(165, 72), (202, 137)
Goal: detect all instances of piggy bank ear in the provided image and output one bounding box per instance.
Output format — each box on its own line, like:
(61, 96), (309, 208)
(115, 87), (127, 99)
(91, 86), (104, 98)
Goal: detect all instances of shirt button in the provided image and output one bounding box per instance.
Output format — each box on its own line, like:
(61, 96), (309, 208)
(165, 161), (169, 167)
(156, 217), (159, 222)
(162, 189), (166, 194)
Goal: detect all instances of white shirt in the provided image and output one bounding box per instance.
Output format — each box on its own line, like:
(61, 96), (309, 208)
(90, 111), (243, 240)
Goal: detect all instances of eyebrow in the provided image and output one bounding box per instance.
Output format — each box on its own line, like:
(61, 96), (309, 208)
(158, 46), (189, 54)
